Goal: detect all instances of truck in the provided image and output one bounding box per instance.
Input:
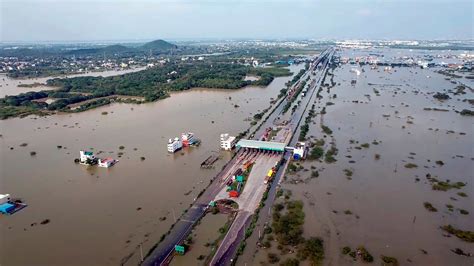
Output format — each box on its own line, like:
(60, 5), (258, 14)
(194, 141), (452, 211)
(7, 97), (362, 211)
(229, 191), (239, 198)
(234, 168), (243, 176)
(264, 168), (276, 184)
(236, 182), (242, 192)
(243, 161), (253, 171)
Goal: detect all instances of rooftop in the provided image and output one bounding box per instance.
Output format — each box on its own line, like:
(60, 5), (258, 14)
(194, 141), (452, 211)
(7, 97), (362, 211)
(0, 202), (14, 213)
(236, 139), (286, 152)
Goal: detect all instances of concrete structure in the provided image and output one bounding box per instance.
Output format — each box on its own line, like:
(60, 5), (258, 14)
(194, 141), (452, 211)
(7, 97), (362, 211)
(220, 133), (236, 151)
(0, 194), (11, 205)
(236, 139), (286, 152)
(167, 137), (182, 153)
(80, 151), (95, 163)
(0, 203), (15, 214)
(293, 142), (306, 160)
(98, 158), (116, 168)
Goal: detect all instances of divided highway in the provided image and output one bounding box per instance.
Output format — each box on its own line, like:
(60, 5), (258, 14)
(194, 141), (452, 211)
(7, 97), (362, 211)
(210, 48), (334, 266)
(140, 48), (333, 266)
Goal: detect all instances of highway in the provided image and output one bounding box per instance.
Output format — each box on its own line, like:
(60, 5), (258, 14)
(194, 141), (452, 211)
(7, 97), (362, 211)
(228, 48), (334, 266)
(209, 48), (334, 266)
(140, 48), (333, 266)
(141, 150), (249, 266)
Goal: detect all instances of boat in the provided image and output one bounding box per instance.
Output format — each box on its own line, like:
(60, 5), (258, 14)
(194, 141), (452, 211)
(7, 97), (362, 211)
(168, 137), (183, 153)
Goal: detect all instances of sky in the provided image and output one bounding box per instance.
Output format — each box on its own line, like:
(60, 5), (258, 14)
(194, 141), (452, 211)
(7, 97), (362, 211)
(0, 0), (472, 42)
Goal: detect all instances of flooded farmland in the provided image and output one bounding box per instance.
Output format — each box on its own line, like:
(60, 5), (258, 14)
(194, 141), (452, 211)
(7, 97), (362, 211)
(252, 49), (473, 265)
(0, 64), (304, 266)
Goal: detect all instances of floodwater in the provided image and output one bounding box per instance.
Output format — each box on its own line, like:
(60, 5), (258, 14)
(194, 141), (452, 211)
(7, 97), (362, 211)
(0, 64), (303, 265)
(0, 67), (146, 98)
(171, 213), (229, 266)
(260, 52), (473, 265)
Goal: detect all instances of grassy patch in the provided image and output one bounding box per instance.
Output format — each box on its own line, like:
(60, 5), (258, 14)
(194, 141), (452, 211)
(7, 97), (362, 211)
(272, 200), (305, 246)
(321, 125), (333, 135)
(342, 246), (351, 255)
(343, 169), (353, 177)
(432, 180), (466, 191)
(297, 237), (324, 265)
(324, 146), (338, 163)
(404, 163), (418, 169)
(381, 255), (399, 266)
(441, 225), (474, 242)
(423, 202), (437, 212)
(308, 146), (324, 160)
(356, 246), (374, 263)
(314, 139), (325, 146)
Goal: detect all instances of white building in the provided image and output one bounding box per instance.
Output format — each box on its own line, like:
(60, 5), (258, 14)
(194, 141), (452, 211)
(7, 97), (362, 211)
(220, 133), (237, 151)
(293, 142), (306, 160)
(0, 194), (11, 205)
(168, 137), (183, 153)
(80, 151), (95, 163)
(98, 158), (117, 168)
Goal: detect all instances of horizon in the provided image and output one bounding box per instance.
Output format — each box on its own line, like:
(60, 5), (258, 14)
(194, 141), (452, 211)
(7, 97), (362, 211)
(1, 38), (473, 46)
(1, 0), (472, 43)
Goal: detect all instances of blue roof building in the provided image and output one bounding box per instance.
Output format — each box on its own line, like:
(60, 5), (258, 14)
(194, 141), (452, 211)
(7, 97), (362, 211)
(0, 203), (15, 214)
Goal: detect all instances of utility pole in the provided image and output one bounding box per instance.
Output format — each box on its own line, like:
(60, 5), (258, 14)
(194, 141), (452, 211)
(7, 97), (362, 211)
(172, 208), (177, 223)
(140, 244), (144, 262)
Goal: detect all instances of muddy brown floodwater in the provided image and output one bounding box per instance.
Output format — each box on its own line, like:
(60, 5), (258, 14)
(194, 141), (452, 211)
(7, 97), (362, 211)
(253, 50), (472, 266)
(171, 213), (230, 266)
(0, 64), (304, 266)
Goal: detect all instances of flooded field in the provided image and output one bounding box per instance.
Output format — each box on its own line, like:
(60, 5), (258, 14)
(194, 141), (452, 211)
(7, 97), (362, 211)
(254, 51), (473, 265)
(0, 64), (304, 265)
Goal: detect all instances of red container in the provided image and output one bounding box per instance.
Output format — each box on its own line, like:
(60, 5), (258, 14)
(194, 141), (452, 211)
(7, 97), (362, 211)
(229, 191), (239, 198)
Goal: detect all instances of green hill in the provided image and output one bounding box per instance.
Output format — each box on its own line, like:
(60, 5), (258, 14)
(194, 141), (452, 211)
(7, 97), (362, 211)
(140, 39), (177, 52)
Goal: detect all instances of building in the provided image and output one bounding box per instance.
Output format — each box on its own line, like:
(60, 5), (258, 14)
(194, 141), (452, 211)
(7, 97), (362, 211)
(236, 139), (286, 152)
(98, 158), (117, 168)
(293, 142), (306, 160)
(0, 194), (11, 205)
(181, 132), (196, 147)
(168, 137), (182, 153)
(80, 151), (95, 163)
(0, 203), (15, 214)
(220, 133), (237, 151)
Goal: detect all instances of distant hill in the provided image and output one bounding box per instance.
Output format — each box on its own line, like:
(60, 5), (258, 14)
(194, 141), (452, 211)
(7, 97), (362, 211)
(0, 40), (178, 57)
(67, 44), (130, 55)
(140, 40), (177, 52)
